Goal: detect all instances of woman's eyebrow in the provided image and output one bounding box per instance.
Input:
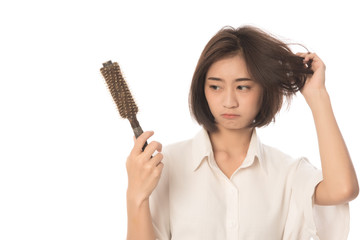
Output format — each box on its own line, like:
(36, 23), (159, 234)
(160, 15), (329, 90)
(207, 77), (252, 82)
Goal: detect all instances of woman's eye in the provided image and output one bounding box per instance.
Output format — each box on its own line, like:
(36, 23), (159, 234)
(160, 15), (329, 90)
(210, 85), (220, 90)
(237, 85), (250, 90)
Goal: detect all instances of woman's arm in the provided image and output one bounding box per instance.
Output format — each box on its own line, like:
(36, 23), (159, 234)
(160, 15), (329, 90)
(126, 131), (164, 239)
(298, 52), (359, 206)
(127, 197), (156, 240)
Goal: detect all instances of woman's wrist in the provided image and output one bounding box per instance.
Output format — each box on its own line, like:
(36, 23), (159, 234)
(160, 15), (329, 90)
(127, 189), (149, 208)
(303, 88), (330, 112)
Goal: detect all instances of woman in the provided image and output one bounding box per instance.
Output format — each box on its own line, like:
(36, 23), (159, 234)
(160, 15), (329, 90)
(126, 26), (359, 239)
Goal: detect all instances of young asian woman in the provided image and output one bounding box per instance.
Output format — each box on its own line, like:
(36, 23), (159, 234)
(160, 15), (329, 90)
(126, 26), (359, 240)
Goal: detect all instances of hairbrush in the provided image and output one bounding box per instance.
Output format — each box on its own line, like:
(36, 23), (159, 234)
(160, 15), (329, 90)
(100, 60), (148, 151)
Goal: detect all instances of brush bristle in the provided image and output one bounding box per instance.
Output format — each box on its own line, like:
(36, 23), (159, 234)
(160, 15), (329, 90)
(100, 61), (138, 119)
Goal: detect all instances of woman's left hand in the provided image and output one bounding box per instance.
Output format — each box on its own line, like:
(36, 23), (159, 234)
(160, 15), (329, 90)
(296, 52), (327, 105)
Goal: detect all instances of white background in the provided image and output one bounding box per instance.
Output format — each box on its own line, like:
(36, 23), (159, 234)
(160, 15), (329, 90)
(1, 0), (359, 239)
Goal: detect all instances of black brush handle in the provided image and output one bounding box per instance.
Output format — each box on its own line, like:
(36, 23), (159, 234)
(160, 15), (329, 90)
(133, 126), (148, 152)
(128, 116), (148, 152)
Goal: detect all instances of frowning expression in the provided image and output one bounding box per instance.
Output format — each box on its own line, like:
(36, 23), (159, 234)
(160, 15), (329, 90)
(204, 54), (263, 131)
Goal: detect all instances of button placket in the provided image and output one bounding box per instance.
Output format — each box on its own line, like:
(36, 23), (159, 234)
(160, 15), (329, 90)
(226, 184), (239, 239)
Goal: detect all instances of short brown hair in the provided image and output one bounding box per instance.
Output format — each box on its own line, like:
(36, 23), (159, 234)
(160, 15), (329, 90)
(189, 25), (313, 133)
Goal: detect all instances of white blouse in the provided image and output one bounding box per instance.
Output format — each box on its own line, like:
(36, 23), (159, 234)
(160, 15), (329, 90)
(149, 128), (349, 240)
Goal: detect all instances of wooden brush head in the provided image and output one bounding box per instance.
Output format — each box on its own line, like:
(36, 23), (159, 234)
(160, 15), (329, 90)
(100, 61), (138, 120)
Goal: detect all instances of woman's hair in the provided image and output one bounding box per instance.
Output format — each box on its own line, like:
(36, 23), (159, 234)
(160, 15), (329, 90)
(189, 25), (313, 133)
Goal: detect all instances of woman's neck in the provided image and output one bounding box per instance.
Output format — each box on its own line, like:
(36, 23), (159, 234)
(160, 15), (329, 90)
(208, 126), (254, 157)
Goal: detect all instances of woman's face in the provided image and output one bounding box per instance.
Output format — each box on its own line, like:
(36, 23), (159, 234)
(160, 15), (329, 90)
(204, 54), (263, 131)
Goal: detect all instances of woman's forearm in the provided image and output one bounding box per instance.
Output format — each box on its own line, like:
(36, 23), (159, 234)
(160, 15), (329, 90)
(127, 193), (156, 240)
(307, 89), (359, 204)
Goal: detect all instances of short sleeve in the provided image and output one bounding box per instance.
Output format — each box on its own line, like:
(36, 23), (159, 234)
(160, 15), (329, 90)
(149, 148), (171, 240)
(283, 157), (350, 240)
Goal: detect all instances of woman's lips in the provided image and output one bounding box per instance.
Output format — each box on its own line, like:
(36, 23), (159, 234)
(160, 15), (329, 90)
(221, 114), (240, 119)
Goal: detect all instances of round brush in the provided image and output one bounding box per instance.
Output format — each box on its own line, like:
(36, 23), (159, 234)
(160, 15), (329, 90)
(100, 60), (148, 151)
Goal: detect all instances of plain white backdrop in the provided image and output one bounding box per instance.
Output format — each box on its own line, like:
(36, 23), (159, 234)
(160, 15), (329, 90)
(1, 0), (359, 239)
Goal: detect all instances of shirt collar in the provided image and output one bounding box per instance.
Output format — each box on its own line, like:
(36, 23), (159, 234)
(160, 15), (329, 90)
(191, 127), (267, 174)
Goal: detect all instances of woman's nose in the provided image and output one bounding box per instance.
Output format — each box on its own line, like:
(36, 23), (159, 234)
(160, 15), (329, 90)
(223, 89), (239, 108)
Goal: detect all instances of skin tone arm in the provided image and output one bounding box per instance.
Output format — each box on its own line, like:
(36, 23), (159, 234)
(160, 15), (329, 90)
(298, 52), (359, 206)
(126, 131), (164, 240)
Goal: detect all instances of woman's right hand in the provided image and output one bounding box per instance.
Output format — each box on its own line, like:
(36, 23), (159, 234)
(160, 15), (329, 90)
(126, 131), (164, 206)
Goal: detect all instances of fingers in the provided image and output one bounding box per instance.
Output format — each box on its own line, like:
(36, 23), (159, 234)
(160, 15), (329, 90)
(130, 131), (162, 160)
(296, 52), (325, 71)
(142, 140), (162, 160)
(296, 52), (318, 62)
(131, 131), (154, 155)
(150, 151), (164, 167)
